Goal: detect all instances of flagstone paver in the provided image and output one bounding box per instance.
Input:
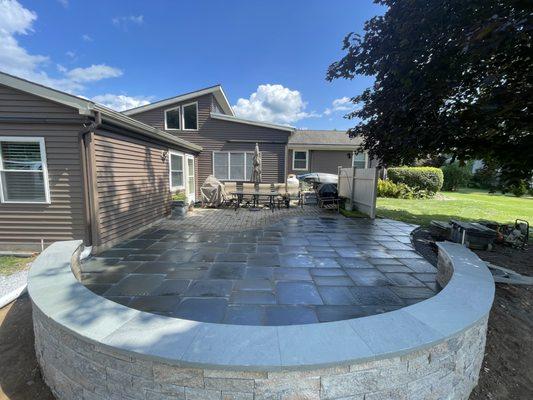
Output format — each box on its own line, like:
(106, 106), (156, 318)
(81, 207), (439, 325)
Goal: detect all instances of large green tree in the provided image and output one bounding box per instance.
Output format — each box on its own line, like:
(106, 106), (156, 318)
(327, 0), (532, 180)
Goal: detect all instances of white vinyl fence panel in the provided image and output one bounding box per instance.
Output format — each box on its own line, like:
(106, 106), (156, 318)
(338, 167), (378, 218)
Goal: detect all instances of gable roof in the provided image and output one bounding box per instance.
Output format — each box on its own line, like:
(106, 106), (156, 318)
(122, 85), (234, 116)
(0, 71), (202, 152)
(288, 130), (362, 149)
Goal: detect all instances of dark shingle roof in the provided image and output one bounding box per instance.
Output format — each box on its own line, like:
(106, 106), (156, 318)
(289, 130), (362, 146)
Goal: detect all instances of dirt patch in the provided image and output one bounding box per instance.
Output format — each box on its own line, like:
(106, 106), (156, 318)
(0, 294), (54, 400)
(469, 246), (533, 400)
(413, 229), (533, 399)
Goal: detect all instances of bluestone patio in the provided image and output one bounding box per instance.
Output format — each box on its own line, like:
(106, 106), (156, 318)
(80, 208), (438, 325)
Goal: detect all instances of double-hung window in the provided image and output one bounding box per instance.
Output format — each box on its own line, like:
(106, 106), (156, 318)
(164, 102), (198, 131)
(352, 151), (367, 169)
(292, 150), (308, 171)
(0, 137), (50, 203)
(169, 151), (184, 189)
(213, 152), (255, 181)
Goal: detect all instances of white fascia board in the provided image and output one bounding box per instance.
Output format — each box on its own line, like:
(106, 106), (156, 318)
(0, 71), (92, 115)
(210, 112), (295, 132)
(287, 144), (361, 151)
(123, 86), (232, 116)
(213, 86), (235, 116)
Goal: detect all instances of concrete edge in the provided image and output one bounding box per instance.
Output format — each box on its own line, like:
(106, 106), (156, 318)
(0, 284), (27, 309)
(27, 238), (495, 372)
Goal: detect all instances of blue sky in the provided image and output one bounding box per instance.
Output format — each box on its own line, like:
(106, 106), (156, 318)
(0, 0), (385, 129)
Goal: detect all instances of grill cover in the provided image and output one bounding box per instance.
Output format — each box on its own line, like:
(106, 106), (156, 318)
(200, 175), (227, 207)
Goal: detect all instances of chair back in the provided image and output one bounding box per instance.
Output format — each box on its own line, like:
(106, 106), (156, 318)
(272, 183), (285, 195)
(243, 182), (255, 192)
(224, 182), (237, 195)
(258, 183), (272, 194)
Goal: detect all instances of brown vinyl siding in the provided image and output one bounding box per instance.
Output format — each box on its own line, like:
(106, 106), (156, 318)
(92, 130), (172, 249)
(287, 149), (373, 176)
(131, 94), (289, 190)
(0, 84), (86, 251)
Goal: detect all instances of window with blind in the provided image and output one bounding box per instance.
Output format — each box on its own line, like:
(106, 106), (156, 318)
(0, 137), (50, 203)
(169, 152), (184, 189)
(213, 152), (255, 181)
(352, 152), (367, 169)
(292, 150), (308, 170)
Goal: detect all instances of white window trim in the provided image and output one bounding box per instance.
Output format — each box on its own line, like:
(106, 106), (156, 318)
(352, 150), (368, 169)
(292, 150), (309, 171)
(164, 106), (181, 131)
(185, 154), (195, 202)
(0, 136), (51, 204)
(181, 101), (199, 131)
(168, 150), (185, 191)
(212, 151), (256, 182)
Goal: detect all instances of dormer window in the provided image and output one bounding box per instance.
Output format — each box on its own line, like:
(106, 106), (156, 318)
(165, 107), (181, 130)
(164, 102), (198, 131)
(182, 102), (198, 130)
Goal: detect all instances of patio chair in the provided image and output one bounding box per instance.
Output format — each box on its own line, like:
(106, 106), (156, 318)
(242, 182), (256, 207)
(283, 182), (303, 208)
(258, 183), (274, 209)
(222, 182), (237, 207)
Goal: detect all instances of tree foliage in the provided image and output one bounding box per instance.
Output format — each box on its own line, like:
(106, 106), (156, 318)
(327, 0), (532, 180)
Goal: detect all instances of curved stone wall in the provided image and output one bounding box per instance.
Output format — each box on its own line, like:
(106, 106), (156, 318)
(29, 240), (494, 400)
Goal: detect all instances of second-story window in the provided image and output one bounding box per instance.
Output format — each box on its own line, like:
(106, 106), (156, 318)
(165, 107), (181, 130)
(182, 102), (198, 130)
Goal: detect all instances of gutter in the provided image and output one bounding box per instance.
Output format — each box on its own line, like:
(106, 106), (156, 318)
(79, 111), (102, 248)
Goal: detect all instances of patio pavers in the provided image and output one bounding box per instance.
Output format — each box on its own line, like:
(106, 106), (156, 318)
(81, 211), (439, 325)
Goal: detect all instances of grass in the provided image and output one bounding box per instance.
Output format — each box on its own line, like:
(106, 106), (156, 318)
(376, 189), (533, 227)
(340, 207), (368, 218)
(0, 255), (35, 276)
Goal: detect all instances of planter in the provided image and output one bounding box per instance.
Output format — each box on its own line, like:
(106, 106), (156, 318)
(171, 200), (188, 218)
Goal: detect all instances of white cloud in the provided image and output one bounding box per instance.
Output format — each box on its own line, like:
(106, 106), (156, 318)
(0, 1), (123, 93)
(82, 34), (93, 42)
(112, 15), (144, 30)
(66, 64), (123, 83)
(233, 84), (318, 125)
(57, 0), (68, 8)
(92, 94), (151, 111)
(324, 96), (353, 115)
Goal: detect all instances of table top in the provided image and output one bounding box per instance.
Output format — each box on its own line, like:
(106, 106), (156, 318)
(231, 190), (281, 196)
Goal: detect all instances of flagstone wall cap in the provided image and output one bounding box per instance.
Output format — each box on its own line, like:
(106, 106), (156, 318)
(28, 240), (495, 371)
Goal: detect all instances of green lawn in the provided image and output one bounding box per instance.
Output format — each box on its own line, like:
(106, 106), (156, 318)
(0, 256), (35, 276)
(376, 189), (533, 227)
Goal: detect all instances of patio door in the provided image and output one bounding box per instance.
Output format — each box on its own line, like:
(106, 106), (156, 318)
(185, 155), (195, 203)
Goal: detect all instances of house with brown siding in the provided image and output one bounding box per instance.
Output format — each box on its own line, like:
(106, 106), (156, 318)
(0, 72), (201, 253)
(123, 87), (294, 192)
(0, 71), (373, 253)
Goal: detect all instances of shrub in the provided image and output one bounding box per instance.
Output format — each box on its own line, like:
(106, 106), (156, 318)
(377, 179), (432, 199)
(387, 167), (443, 193)
(470, 165), (499, 190)
(507, 180), (528, 197)
(441, 163), (472, 191)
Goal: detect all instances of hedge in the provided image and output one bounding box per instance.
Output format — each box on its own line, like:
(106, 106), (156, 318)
(387, 167), (444, 193)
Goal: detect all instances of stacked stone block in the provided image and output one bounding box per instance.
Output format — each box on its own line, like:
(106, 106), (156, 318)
(33, 304), (488, 400)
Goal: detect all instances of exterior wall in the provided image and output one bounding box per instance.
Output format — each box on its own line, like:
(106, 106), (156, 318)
(130, 94), (290, 190)
(92, 129), (178, 251)
(0, 84), (86, 251)
(33, 304), (487, 400)
(287, 149), (353, 175)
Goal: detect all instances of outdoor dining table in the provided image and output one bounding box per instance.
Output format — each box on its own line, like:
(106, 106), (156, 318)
(231, 190), (281, 212)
